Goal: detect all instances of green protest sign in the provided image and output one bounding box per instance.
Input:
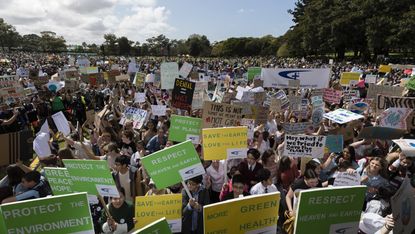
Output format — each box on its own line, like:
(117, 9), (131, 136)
(62, 159), (119, 197)
(247, 67), (261, 81)
(406, 76), (415, 91)
(0, 192), (94, 234)
(141, 140), (204, 189)
(44, 167), (73, 195)
(131, 217), (172, 234)
(295, 186), (366, 234)
(168, 115), (201, 144)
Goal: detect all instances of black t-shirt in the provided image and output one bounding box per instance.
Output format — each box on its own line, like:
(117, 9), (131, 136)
(291, 178), (323, 192)
(121, 142), (137, 156)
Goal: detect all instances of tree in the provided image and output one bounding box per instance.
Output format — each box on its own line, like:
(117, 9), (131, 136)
(0, 18), (21, 51)
(103, 33), (118, 55)
(186, 34), (211, 57)
(21, 34), (41, 52)
(117, 36), (132, 55)
(40, 31), (66, 52)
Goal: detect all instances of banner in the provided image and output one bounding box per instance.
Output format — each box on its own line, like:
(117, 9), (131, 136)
(284, 135), (326, 158)
(168, 115), (202, 144)
(282, 122), (313, 135)
(333, 172), (361, 187)
(392, 139), (415, 156)
(43, 167), (74, 195)
(202, 126), (248, 160)
(323, 109), (364, 124)
(0, 193), (94, 234)
(140, 141), (204, 189)
(357, 127), (405, 140)
(247, 67), (261, 81)
(131, 218), (172, 234)
(202, 101), (243, 128)
(340, 72), (360, 86)
(294, 186), (366, 234)
(204, 192), (280, 234)
(171, 78), (195, 112)
(119, 106), (148, 129)
(377, 95), (415, 128)
(151, 105), (166, 116)
(179, 62), (193, 78)
(135, 194), (182, 232)
(0, 130), (33, 166)
(161, 62), (179, 90)
(261, 68), (330, 89)
(325, 135), (344, 153)
(367, 84), (404, 100)
(391, 178), (415, 234)
(62, 159), (119, 197)
(323, 88), (342, 104)
(379, 108), (412, 130)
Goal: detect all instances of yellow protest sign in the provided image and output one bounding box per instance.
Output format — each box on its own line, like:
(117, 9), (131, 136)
(135, 194), (182, 232)
(340, 72), (360, 86)
(202, 126), (247, 160)
(204, 192), (280, 234)
(379, 64), (392, 73)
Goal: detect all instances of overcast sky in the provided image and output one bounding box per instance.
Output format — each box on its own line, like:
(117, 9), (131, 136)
(0, 0), (296, 44)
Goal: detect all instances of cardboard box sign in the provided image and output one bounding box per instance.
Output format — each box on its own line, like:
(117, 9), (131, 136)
(0, 130), (34, 166)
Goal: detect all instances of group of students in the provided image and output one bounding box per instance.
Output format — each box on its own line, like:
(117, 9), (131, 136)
(0, 53), (414, 234)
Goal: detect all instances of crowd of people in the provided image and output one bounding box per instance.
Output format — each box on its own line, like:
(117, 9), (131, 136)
(0, 51), (414, 234)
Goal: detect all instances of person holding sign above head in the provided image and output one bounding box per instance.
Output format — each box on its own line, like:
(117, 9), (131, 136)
(182, 175), (210, 234)
(100, 187), (135, 234)
(250, 168), (278, 195)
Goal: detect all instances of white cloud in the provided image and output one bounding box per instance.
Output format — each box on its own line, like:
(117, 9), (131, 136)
(0, 0), (172, 44)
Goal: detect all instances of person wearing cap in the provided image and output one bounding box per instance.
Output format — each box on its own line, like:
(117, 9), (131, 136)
(145, 179), (171, 196)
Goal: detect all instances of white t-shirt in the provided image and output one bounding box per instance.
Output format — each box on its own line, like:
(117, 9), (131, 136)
(118, 171), (132, 202)
(250, 182), (278, 195)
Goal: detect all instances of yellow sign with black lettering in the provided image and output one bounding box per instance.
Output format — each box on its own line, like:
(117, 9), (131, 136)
(135, 194), (182, 232)
(204, 192), (280, 234)
(340, 72), (360, 86)
(202, 126), (248, 160)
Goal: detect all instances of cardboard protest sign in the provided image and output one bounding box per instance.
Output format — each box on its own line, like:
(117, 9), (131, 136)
(288, 95), (303, 110)
(140, 141), (204, 189)
(294, 186), (366, 234)
(333, 172), (361, 186)
(0, 75), (24, 101)
(202, 126), (248, 160)
(367, 84), (404, 100)
(340, 72), (360, 86)
(323, 109), (364, 124)
(161, 62), (179, 90)
(202, 101), (243, 128)
(135, 194), (182, 232)
(323, 88), (342, 104)
(247, 67), (261, 81)
(325, 135), (344, 153)
(43, 167), (74, 195)
(357, 127), (405, 140)
(261, 68), (330, 89)
(377, 95), (415, 128)
(151, 105), (166, 116)
(284, 135), (326, 158)
(31, 76), (49, 88)
(168, 115), (202, 144)
(192, 81), (208, 109)
(379, 64), (392, 73)
(171, 78), (195, 111)
(282, 122), (314, 135)
(0, 192), (94, 234)
(204, 192), (280, 234)
(179, 62), (193, 78)
(391, 178), (415, 234)
(392, 139), (415, 157)
(131, 218), (172, 234)
(240, 119), (255, 140)
(62, 159), (119, 197)
(270, 98), (282, 112)
(119, 106), (148, 129)
(115, 74), (129, 82)
(253, 79), (264, 88)
(379, 108), (412, 130)
(254, 106), (269, 125)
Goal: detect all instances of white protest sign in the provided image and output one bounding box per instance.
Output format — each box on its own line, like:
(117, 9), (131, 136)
(179, 62), (193, 78)
(161, 62), (179, 90)
(145, 73), (155, 83)
(134, 92), (146, 103)
(323, 109), (364, 124)
(151, 105), (167, 116)
(241, 118), (255, 140)
(365, 75), (377, 84)
(275, 90), (289, 109)
(379, 108), (413, 130)
(333, 172), (361, 187)
(33, 132), (51, 159)
(128, 61), (138, 73)
(284, 135), (326, 158)
(236, 86), (251, 100)
(282, 122), (313, 134)
(343, 90), (360, 103)
(392, 139), (415, 156)
(261, 68), (330, 89)
(76, 58), (90, 67)
(52, 111), (70, 136)
(119, 107), (148, 129)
